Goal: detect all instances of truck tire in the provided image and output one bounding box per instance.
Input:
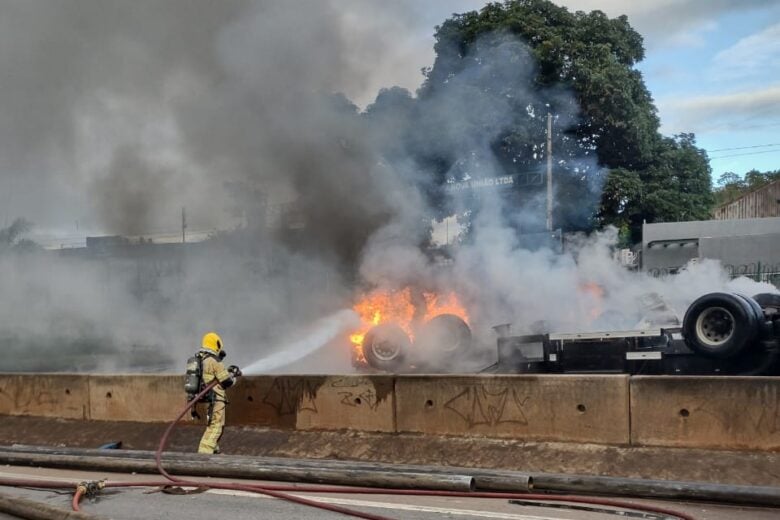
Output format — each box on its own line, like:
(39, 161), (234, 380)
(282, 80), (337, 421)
(737, 293), (773, 340)
(362, 324), (410, 371)
(416, 314), (472, 357)
(753, 293), (780, 339)
(682, 292), (758, 359)
(753, 293), (780, 312)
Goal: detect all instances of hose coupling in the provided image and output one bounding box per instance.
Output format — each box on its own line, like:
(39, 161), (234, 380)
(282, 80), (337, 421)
(77, 480), (106, 499)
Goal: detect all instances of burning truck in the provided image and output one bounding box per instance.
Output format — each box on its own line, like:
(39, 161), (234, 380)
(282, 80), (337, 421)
(349, 287), (475, 372)
(349, 289), (780, 376)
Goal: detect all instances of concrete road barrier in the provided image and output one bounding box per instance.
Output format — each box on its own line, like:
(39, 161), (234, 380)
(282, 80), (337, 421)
(228, 376), (395, 432)
(294, 375), (395, 432)
(630, 376), (780, 451)
(395, 374), (630, 444)
(2, 373), (780, 451)
(0, 374), (88, 419)
(226, 376), (295, 428)
(88, 375), (185, 422)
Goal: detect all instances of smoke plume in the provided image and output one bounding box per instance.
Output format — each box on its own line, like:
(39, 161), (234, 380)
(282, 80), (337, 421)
(0, 2), (775, 373)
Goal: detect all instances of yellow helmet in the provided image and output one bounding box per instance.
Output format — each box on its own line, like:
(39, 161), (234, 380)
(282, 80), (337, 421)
(202, 332), (223, 354)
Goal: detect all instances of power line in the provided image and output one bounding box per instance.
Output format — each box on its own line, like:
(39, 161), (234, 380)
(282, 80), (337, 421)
(707, 142), (780, 153)
(709, 149), (780, 160)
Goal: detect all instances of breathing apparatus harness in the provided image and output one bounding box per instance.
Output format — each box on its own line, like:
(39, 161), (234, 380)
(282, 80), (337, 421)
(184, 349), (241, 423)
(184, 350), (221, 421)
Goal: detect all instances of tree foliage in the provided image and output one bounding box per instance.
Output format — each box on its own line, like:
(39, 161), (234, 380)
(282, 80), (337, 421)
(378, 0), (713, 243)
(427, 1), (656, 171)
(600, 133), (713, 243)
(713, 169), (780, 206)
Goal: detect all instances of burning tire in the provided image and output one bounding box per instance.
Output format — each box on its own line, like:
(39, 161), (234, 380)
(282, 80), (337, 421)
(416, 314), (472, 357)
(362, 324), (410, 371)
(682, 292), (758, 359)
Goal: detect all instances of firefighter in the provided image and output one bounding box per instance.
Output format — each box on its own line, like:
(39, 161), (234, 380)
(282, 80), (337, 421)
(196, 332), (241, 454)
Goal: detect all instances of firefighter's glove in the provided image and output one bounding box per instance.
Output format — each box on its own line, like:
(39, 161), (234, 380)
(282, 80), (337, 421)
(190, 408), (201, 420)
(228, 365), (242, 377)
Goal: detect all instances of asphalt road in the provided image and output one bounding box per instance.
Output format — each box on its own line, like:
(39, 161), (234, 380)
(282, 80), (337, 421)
(0, 466), (778, 520)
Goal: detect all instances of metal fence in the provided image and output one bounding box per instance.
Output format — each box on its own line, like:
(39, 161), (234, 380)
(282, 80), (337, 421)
(723, 261), (780, 288)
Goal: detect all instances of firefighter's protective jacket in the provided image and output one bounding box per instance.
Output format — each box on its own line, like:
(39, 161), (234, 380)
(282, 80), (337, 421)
(198, 352), (235, 454)
(201, 353), (234, 401)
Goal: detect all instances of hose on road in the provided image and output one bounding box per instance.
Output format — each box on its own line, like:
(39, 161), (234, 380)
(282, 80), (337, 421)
(0, 475), (700, 520)
(0, 489), (103, 520)
(150, 379), (395, 520)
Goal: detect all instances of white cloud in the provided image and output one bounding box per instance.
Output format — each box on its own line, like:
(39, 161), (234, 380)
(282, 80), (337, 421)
(711, 22), (780, 82)
(658, 84), (780, 134)
(357, 0), (777, 104)
(557, 0), (772, 49)
(665, 19), (718, 48)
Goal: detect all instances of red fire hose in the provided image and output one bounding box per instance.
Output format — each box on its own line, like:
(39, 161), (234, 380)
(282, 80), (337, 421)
(71, 485), (84, 512)
(148, 379), (395, 520)
(0, 377), (698, 520)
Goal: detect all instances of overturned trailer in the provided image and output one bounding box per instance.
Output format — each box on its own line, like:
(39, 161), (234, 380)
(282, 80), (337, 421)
(359, 292), (780, 376)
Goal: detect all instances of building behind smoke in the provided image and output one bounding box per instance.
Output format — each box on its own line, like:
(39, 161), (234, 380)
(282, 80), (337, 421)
(640, 217), (780, 287)
(713, 179), (780, 220)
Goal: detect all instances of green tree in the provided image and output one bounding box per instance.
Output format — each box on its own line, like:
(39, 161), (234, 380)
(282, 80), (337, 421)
(408, 0), (712, 241)
(641, 134), (713, 222)
(713, 168), (780, 206)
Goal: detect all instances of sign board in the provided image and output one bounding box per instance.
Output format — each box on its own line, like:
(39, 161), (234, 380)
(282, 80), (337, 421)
(444, 172), (543, 192)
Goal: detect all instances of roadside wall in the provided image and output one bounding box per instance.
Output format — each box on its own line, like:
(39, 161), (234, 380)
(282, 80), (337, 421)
(394, 375), (629, 444)
(0, 373), (778, 451)
(0, 374), (88, 420)
(226, 375), (395, 432)
(630, 376), (780, 451)
(88, 375), (185, 422)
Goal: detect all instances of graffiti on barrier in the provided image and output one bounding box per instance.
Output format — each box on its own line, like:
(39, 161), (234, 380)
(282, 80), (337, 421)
(0, 387), (58, 410)
(262, 379), (319, 416)
(444, 385), (530, 428)
(330, 377), (382, 410)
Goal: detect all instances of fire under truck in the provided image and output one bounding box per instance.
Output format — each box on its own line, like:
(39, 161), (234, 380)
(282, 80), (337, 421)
(359, 292), (780, 376)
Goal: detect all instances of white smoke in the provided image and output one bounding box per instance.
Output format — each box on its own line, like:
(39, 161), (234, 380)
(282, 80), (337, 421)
(355, 32), (777, 356)
(242, 310), (359, 374)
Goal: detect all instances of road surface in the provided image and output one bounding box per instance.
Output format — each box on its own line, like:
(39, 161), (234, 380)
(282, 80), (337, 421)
(0, 465), (777, 519)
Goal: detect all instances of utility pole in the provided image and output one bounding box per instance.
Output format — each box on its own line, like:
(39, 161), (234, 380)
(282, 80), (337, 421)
(181, 207), (187, 244)
(546, 112), (553, 232)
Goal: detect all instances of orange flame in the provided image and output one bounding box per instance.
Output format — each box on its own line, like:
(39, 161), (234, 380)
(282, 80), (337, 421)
(349, 287), (468, 364)
(422, 292), (469, 323)
(579, 282), (605, 322)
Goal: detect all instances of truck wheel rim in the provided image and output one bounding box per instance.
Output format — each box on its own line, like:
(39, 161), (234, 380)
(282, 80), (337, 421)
(370, 340), (401, 361)
(695, 307), (735, 346)
(439, 336), (464, 352)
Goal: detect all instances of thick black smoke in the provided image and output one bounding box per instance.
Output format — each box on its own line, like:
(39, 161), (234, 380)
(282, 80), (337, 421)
(0, 0), (428, 370)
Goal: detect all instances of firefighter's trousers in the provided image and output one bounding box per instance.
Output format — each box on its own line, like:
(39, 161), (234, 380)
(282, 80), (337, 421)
(198, 400), (226, 454)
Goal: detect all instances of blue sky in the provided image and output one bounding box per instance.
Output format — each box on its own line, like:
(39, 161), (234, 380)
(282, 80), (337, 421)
(371, 0), (780, 183)
(639, 3), (780, 180)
